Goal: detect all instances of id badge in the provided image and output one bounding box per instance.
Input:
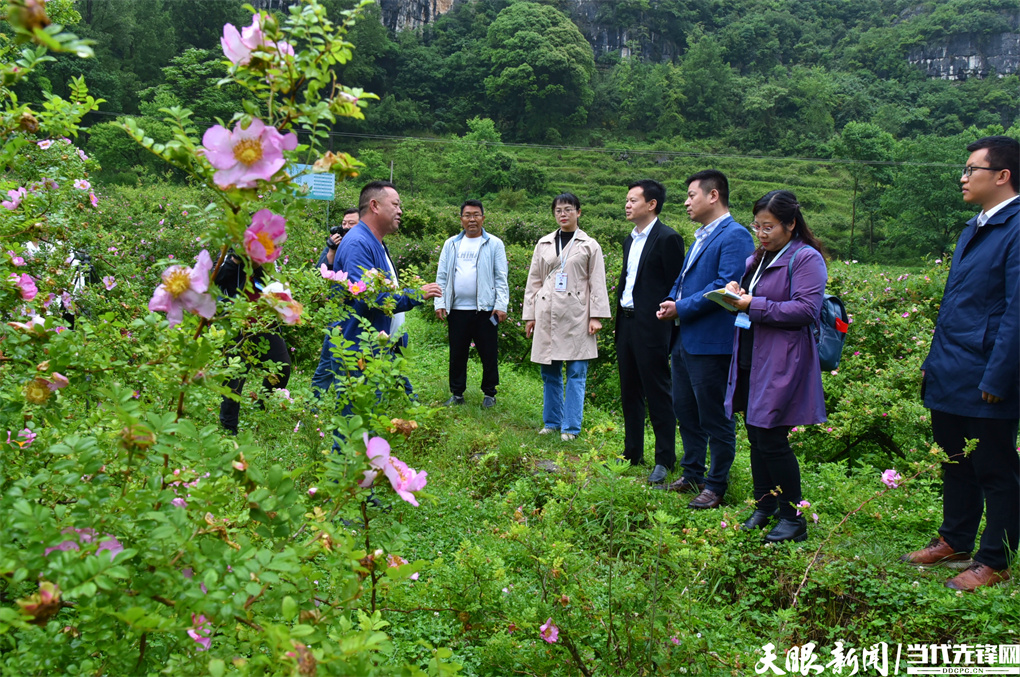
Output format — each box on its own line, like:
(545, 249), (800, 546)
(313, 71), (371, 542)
(735, 312), (751, 329)
(554, 272), (568, 291)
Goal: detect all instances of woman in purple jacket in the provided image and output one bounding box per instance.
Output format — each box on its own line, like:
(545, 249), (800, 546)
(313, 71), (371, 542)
(722, 190), (828, 543)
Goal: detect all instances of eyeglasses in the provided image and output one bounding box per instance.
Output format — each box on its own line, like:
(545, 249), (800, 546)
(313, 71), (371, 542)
(750, 222), (778, 234)
(554, 208), (576, 216)
(461, 212), (483, 220)
(962, 165), (1005, 177)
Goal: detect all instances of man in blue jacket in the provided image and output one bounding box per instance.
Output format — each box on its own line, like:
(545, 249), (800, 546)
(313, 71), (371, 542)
(901, 136), (1019, 592)
(434, 200), (509, 409)
(310, 181), (442, 401)
(656, 170), (755, 509)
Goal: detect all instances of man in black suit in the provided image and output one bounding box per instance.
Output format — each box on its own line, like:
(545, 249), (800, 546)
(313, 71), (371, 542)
(616, 179), (686, 483)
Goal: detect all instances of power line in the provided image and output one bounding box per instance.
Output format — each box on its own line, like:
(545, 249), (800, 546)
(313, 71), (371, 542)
(81, 108), (963, 169)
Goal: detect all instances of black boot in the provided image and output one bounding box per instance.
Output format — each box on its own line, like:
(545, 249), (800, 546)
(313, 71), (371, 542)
(764, 516), (807, 543)
(741, 507), (778, 530)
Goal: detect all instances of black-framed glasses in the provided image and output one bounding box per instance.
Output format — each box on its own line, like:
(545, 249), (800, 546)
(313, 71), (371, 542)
(962, 165), (1006, 177)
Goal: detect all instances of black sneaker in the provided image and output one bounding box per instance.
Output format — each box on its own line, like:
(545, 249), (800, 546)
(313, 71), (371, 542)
(444, 395), (465, 406)
(482, 396), (496, 409)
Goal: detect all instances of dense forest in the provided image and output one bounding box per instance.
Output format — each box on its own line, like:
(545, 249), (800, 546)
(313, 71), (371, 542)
(11, 0), (1020, 262)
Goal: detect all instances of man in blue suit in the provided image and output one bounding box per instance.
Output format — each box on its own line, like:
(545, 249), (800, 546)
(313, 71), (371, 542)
(310, 181), (442, 401)
(656, 170), (754, 509)
(901, 136), (1019, 591)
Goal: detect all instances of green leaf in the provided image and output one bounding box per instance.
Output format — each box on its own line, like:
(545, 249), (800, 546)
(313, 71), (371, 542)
(282, 595), (298, 621)
(208, 659), (225, 677)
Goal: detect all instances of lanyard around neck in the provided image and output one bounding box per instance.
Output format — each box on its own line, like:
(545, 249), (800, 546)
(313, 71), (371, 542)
(748, 241), (793, 294)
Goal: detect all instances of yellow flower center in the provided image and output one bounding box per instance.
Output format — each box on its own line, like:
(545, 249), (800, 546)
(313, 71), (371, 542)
(164, 269), (191, 298)
(255, 231), (276, 257)
(25, 378), (51, 404)
(233, 138), (263, 166)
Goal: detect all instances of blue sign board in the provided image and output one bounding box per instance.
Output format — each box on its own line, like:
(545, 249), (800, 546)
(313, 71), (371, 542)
(290, 163), (336, 201)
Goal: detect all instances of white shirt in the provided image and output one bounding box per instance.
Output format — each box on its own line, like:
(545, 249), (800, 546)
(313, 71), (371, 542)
(451, 235), (482, 310)
(384, 251), (405, 339)
(978, 196), (1019, 228)
(620, 219), (656, 309)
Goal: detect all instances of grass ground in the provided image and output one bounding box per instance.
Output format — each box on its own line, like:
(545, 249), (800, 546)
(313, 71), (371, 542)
(245, 311), (1020, 677)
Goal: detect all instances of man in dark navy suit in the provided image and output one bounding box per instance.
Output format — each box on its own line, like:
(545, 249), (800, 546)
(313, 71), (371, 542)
(657, 170), (754, 509)
(616, 179), (685, 483)
(901, 136), (1019, 592)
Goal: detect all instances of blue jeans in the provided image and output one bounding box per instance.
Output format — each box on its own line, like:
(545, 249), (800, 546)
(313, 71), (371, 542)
(672, 343), (736, 495)
(311, 333), (340, 398)
(541, 360), (589, 435)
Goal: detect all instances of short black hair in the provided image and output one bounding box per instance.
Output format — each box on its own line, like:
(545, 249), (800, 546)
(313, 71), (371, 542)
(359, 180), (397, 213)
(343, 207), (360, 217)
(461, 199), (484, 215)
(967, 136), (1020, 193)
(551, 192), (581, 212)
(685, 169), (729, 207)
(627, 179), (666, 214)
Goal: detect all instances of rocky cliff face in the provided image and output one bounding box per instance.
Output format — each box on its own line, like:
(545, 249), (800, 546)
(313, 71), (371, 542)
(378, 0), (455, 31)
(908, 29), (1020, 80)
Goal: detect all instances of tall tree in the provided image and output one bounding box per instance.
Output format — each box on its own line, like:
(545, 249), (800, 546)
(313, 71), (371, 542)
(483, 2), (595, 142)
(832, 122), (896, 257)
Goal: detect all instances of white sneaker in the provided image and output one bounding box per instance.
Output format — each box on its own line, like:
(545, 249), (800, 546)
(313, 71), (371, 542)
(561, 433), (576, 441)
(538, 427), (554, 435)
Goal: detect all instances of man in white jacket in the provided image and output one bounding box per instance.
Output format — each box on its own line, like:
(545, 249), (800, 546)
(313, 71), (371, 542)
(435, 200), (509, 409)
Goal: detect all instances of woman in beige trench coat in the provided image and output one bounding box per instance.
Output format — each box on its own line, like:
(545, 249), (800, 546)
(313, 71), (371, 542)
(523, 193), (612, 441)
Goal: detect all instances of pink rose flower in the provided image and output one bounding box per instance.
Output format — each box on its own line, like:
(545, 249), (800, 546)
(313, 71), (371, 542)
(881, 469), (902, 489)
(188, 613), (213, 651)
(387, 554), (419, 580)
(77, 149), (88, 161)
(44, 373), (69, 391)
(12, 273), (37, 301)
(102, 276), (116, 291)
(383, 455), (428, 507)
(37, 139), (52, 149)
(220, 16), (264, 66)
(2, 187), (26, 210)
(539, 618), (559, 643)
(201, 118), (297, 189)
(263, 285), (302, 325)
(7, 250), (26, 266)
(358, 434), (391, 488)
(7, 428), (36, 448)
(73, 179), (91, 191)
(89, 192), (98, 207)
(148, 250), (217, 327)
(347, 280), (367, 295)
(97, 536), (123, 561)
(243, 209), (287, 264)
(172, 497), (188, 508)
(320, 264), (348, 283)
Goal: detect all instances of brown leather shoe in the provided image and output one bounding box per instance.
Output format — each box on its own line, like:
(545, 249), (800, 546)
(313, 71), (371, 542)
(688, 488), (722, 509)
(899, 536), (972, 569)
(945, 562), (1011, 591)
(665, 477), (704, 494)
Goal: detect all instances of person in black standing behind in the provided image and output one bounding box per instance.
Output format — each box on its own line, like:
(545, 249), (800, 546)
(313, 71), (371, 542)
(316, 208), (361, 269)
(616, 179), (686, 483)
(215, 252), (292, 435)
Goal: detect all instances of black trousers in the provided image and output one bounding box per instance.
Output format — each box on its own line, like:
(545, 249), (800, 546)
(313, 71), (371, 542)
(616, 313), (676, 469)
(447, 310), (499, 397)
(745, 423), (802, 519)
(219, 332), (292, 434)
(932, 409), (1020, 571)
